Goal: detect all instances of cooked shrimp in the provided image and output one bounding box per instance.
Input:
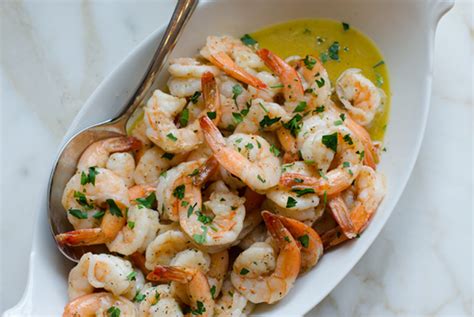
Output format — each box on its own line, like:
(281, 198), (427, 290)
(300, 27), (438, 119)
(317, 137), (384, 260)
(156, 160), (205, 221)
(106, 152), (136, 187)
(177, 178), (246, 252)
(262, 211), (323, 272)
(77, 136), (141, 171)
(336, 68), (385, 126)
(67, 252), (140, 300)
(57, 168), (129, 245)
(201, 35), (267, 89)
(133, 146), (185, 185)
(230, 211), (301, 304)
(145, 73), (220, 153)
(216, 76), (252, 130)
(234, 98), (290, 134)
(200, 116), (281, 192)
(145, 230), (192, 271)
(63, 292), (137, 317)
(106, 205), (159, 256)
(147, 265), (215, 317)
(137, 284), (183, 317)
(296, 55), (332, 109)
(257, 48), (304, 104)
(247, 71), (282, 102)
(214, 279), (254, 317)
(280, 163), (361, 197)
(328, 166), (386, 239)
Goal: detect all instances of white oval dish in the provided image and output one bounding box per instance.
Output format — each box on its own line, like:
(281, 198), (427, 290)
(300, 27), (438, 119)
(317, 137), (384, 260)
(4, 0), (453, 316)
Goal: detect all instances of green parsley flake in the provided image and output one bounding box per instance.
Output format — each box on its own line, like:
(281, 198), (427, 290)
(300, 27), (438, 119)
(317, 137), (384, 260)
(245, 143), (254, 150)
(68, 209), (88, 219)
(161, 152), (175, 160)
(259, 115), (281, 128)
(342, 22), (350, 31)
(373, 60), (385, 68)
(315, 77), (325, 88)
(321, 132), (338, 152)
(127, 221), (135, 229)
(134, 292), (146, 302)
(127, 271), (137, 281)
(107, 306), (121, 317)
(166, 133), (177, 141)
(314, 105), (325, 113)
(189, 91), (201, 104)
(270, 145), (281, 157)
(291, 188), (315, 197)
(320, 52), (329, 63)
(192, 226), (208, 244)
(257, 175), (266, 183)
(210, 285), (216, 299)
(286, 197), (297, 208)
(298, 234), (310, 248)
(294, 101), (307, 113)
(93, 210), (105, 219)
(207, 111), (217, 120)
(270, 84), (284, 89)
(135, 192), (156, 209)
(375, 72), (384, 87)
(303, 55), (316, 70)
(107, 199), (123, 217)
(283, 114), (303, 137)
(343, 134), (354, 145)
(240, 268), (250, 275)
(232, 112), (244, 124)
(173, 184), (185, 200)
(240, 34), (258, 46)
(328, 41), (340, 61)
(179, 108), (189, 126)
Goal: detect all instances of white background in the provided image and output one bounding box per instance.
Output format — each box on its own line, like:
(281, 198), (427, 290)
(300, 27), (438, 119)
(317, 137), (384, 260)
(1, 0), (472, 315)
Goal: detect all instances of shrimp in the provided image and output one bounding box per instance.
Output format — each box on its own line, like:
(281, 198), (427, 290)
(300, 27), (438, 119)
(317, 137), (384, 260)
(57, 168), (129, 245)
(216, 76), (252, 130)
(156, 159), (205, 221)
(336, 68), (385, 126)
(200, 116), (281, 192)
(280, 163), (361, 197)
(106, 152), (136, 187)
(63, 292), (138, 317)
(214, 279), (254, 317)
(133, 146), (185, 185)
(77, 136), (141, 171)
(247, 71), (282, 102)
(136, 284), (184, 317)
(230, 210), (301, 304)
(296, 55), (332, 109)
(144, 72), (221, 153)
(177, 178), (246, 252)
(234, 98), (290, 134)
(262, 211), (323, 272)
(144, 230), (192, 271)
(147, 265), (215, 317)
(67, 252), (141, 301)
(257, 48), (304, 105)
(106, 205), (159, 256)
(201, 35), (267, 89)
(328, 166), (386, 240)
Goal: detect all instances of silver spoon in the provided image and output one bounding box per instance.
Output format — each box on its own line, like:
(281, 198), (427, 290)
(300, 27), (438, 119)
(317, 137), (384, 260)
(48, 0), (198, 262)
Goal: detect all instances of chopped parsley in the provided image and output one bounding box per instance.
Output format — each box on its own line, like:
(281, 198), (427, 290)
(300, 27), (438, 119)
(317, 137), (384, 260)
(283, 114), (303, 137)
(298, 234), (310, 248)
(328, 41), (340, 61)
(258, 102), (269, 113)
(343, 134), (354, 145)
(127, 221), (135, 229)
(187, 203), (197, 217)
(93, 210), (105, 219)
(245, 143), (254, 150)
(207, 111), (216, 120)
(232, 112), (244, 124)
(240, 34), (258, 46)
(270, 145), (281, 157)
(192, 226), (208, 244)
(293, 101), (307, 113)
(315, 77), (325, 88)
(291, 188), (315, 197)
(134, 292), (146, 302)
(303, 55), (317, 70)
(127, 271), (137, 281)
(210, 285), (216, 299)
(334, 119), (343, 126)
(257, 175), (266, 183)
(173, 184), (185, 199)
(373, 60), (385, 68)
(270, 84), (284, 89)
(68, 208), (87, 219)
(321, 132), (338, 152)
(342, 22), (350, 31)
(80, 166), (99, 186)
(259, 115), (281, 128)
(166, 133), (177, 141)
(197, 211), (213, 224)
(286, 197), (297, 208)
(161, 152), (175, 160)
(179, 108), (189, 126)
(342, 161), (351, 168)
(135, 192), (156, 209)
(320, 52), (329, 63)
(240, 268), (250, 275)
(107, 199), (123, 217)
(188, 169), (199, 177)
(314, 105), (325, 113)
(375, 72), (384, 87)
(356, 150), (365, 161)
(189, 91), (201, 104)
(191, 300), (206, 315)
(232, 84), (243, 105)
(107, 306), (121, 317)
(74, 191), (92, 209)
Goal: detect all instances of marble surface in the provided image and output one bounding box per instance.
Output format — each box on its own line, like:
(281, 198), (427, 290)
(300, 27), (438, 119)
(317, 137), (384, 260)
(0, 0), (472, 315)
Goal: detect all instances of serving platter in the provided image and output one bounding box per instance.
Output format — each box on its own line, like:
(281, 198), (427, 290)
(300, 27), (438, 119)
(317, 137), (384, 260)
(4, 0), (453, 315)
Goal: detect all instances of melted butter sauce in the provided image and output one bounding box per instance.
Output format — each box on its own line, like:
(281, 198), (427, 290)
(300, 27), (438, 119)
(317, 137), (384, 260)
(251, 19), (390, 140)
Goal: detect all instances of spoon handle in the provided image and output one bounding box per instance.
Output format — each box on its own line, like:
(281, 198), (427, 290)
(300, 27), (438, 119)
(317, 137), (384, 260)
(118, 0), (199, 122)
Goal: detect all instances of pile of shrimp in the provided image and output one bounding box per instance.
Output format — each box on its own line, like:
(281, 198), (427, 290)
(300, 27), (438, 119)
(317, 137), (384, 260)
(57, 34), (386, 316)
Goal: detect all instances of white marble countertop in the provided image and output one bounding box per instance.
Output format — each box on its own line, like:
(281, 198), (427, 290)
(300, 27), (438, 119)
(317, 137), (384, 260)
(1, 1), (472, 315)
